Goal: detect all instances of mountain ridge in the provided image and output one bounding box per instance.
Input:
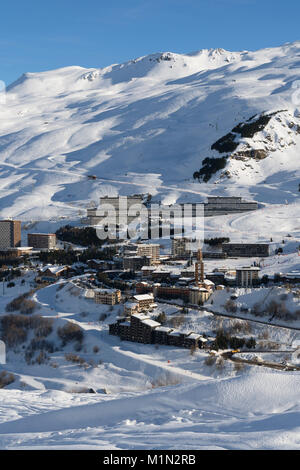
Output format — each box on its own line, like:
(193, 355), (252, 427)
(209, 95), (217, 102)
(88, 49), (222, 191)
(0, 42), (299, 226)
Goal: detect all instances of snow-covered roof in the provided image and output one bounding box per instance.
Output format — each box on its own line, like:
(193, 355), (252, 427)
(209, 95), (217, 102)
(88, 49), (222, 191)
(155, 326), (173, 333)
(283, 272), (300, 279)
(40, 265), (67, 274)
(169, 330), (182, 337)
(141, 319), (160, 328)
(124, 301), (139, 308)
(131, 313), (149, 321)
(186, 333), (201, 340)
(94, 288), (119, 294)
(236, 266), (260, 271)
(134, 294), (154, 301)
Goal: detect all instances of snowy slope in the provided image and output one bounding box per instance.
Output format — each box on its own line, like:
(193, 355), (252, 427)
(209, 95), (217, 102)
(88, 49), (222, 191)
(0, 42), (300, 228)
(0, 370), (300, 450)
(0, 276), (300, 449)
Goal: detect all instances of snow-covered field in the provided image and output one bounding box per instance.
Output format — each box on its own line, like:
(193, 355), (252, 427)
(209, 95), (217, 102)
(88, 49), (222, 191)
(0, 41), (300, 449)
(0, 274), (299, 449)
(1, 370), (300, 450)
(0, 42), (299, 244)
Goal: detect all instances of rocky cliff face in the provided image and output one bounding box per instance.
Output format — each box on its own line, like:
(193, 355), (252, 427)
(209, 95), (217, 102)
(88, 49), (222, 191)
(194, 110), (300, 182)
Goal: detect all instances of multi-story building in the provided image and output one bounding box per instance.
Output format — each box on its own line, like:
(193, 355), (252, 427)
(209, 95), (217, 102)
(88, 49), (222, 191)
(189, 286), (210, 305)
(123, 255), (152, 271)
(136, 243), (160, 263)
(82, 195), (147, 227)
(222, 243), (269, 258)
(236, 266), (260, 287)
(27, 233), (56, 250)
(204, 197), (258, 216)
(133, 293), (154, 311)
(171, 238), (192, 257)
(0, 247), (32, 261)
(0, 220), (21, 248)
(109, 314), (207, 349)
(123, 301), (140, 316)
(94, 288), (121, 305)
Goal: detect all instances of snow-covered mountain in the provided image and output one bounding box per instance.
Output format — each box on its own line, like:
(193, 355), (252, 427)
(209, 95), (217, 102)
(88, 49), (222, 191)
(1, 42), (300, 225)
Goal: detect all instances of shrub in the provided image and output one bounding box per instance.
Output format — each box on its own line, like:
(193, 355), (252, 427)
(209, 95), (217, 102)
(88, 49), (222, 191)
(252, 302), (263, 316)
(35, 351), (49, 365)
(1, 314), (53, 349)
(229, 336), (245, 349)
(230, 320), (251, 334)
(57, 322), (83, 344)
(34, 318), (53, 338)
(0, 371), (15, 388)
(245, 337), (256, 349)
(28, 338), (54, 353)
(215, 356), (225, 371)
(6, 293), (37, 314)
(65, 353), (86, 366)
(5, 326), (28, 347)
(20, 299), (37, 314)
(170, 315), (185, 328)
(155, 312), (167, 324)
(233, 362), (245, 373)
(258, 330), (269, 340)
(213, 329), (229, 350)
(225, 299), (237, 313)
(204, 355), (216, 366)
(151, 372), (181, 388)
(93, 345), (100, 353)
(295, 309), (300, 319)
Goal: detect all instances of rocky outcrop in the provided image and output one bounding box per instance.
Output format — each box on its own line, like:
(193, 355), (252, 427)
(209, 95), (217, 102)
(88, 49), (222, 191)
(194, 110), (300, 182)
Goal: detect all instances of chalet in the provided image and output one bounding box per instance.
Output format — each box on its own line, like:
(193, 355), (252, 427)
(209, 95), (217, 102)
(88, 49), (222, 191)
(87, 259), (116, 271)
(36, 265), (68, 283)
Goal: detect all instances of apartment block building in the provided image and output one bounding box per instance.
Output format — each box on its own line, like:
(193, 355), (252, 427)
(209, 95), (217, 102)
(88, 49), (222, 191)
(222, 243), (269, 258)
(171, 238), (192, 257)
(133, 293), (155, 310)
(82, 195), (147, 226)
(123, 255), (152, 271)
(236, 267), (260, 287)
(136, 243), (160, 263)
(204, 197), (258, 216)
(27, 233), (56, 250)
(94, 288), (121, 305)
(0, 220), (21, 248)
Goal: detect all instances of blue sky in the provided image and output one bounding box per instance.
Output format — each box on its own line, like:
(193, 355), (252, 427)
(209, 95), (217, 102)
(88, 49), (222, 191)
(0, 0), (299, 85)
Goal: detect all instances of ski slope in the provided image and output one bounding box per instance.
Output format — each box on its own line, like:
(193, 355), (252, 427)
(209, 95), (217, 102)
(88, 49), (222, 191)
(0, 42), (299, 235)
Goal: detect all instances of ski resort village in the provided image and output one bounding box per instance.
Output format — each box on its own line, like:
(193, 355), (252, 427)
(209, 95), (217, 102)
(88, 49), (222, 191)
(0, 192), (300, 434)
(0, 40), (300, 450)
